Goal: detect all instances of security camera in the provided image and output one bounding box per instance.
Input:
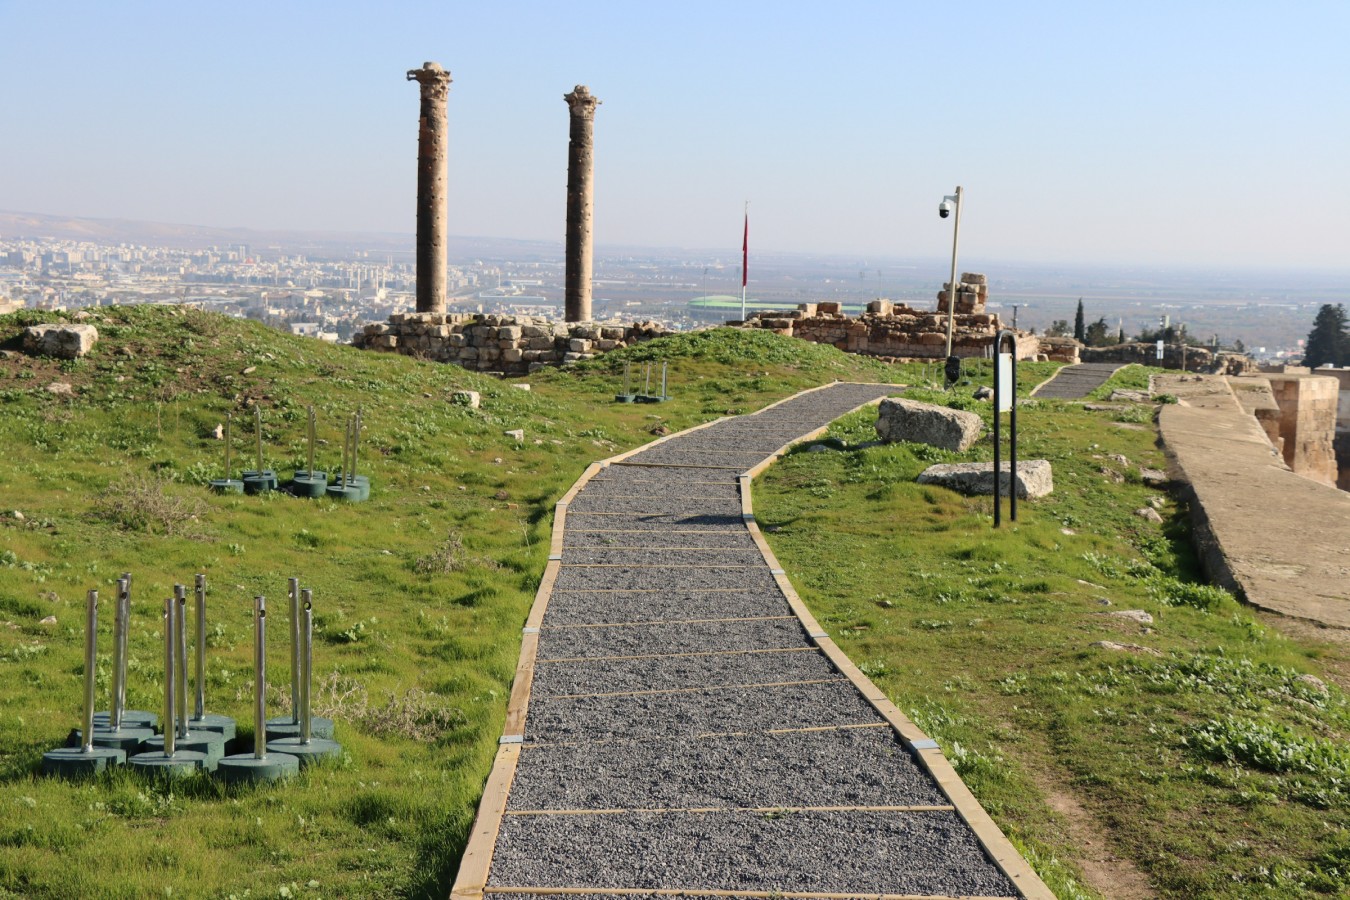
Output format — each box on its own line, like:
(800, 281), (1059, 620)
(938, 200), (953, 218)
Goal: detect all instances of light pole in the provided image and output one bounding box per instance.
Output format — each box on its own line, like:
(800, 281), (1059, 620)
(939, 186), (963, 386)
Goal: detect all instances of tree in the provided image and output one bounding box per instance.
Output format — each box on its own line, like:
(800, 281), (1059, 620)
(1073, 299), (1085, 342)
(1117, 325), (1126, 344)
(1302, 303), (1350, 368)
(1084, 317), (1113, 347)
(1046, 319), (1070, 337)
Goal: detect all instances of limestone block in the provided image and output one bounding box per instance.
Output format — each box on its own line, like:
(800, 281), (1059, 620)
(597, 339), (619, 351)
(502, 348), (524, 363)
(568, 338), (592, 353)
(431, 325), (451, 338)
(601, 326), (625, 340)
(867, 300), (894, 315)
(451, 390), (481, 409)
(447, 333), (467, 348)
(562, 351), (584, 363)
(522, 350), (541, 362)
(916, 460), (1054, 499)
(365, 323), (390, 335)
(499, 326), (523, 342)
(459, 346), (479, 360)
(373, 335), (398, 350)
(818, 302), (843, 315)
(960, 273), (987, 286)
(521, 324), (550, 338)
(389, 313), (407, 325)
(23, 324), (99, 359)
(528, 336), (554, 350)
(528, 362), (550, 373)
(875, 398), (984, 452)
(479, 347), (501, 362)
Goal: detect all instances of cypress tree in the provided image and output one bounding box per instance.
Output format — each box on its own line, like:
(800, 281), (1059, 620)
(1073, 298), (1085, 342)
(1302, 303), (1349, 368)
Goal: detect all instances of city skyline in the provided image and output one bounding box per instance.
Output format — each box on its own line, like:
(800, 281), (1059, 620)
(2, 2), (1348, 272)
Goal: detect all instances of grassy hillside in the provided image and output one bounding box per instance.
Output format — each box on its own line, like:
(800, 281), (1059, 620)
(0, 307), (904, 898)
(754, 370), (1350, 898)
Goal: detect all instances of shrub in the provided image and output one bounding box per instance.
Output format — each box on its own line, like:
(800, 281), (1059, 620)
(91, 473), (206, 536)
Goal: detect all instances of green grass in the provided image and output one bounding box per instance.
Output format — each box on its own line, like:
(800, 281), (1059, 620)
(0, 306), (910, 898)
(754, 377), (1350, 898)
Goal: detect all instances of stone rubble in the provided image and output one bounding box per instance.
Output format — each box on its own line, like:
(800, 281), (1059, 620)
(875, 398), (984, 452)
(23, 324), (99, 359)
(916, 460), (1055, 499)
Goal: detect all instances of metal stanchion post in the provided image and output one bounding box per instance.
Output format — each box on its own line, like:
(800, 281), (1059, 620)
(80, 591), (98, 753)
(265, 587), (339, 765)
(255, 596), (267, 759)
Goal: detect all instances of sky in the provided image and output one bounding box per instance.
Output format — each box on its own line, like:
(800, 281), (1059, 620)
(1, 1), (1348, 271)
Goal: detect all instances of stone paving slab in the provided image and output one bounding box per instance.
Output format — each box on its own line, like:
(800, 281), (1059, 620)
(531, 648), (838, 698)
(562, 530), (759, 550)
(562, 548), (766, 566)
(536, 617), (808, 660)
(1030, 362), (1122, 399)
(578, 480), (742, 500)
(541, 590), (794, 626)
(621, 449), (775, 469)
(599, 465), (740, 484)
(507, 726), (948, 811)
(553, 565), (779, 593)
(524, 680), (882, 744)
(488, 809), (1015, 896)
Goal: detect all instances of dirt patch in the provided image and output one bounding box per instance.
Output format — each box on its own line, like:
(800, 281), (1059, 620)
(1043, 787), (1155, 899)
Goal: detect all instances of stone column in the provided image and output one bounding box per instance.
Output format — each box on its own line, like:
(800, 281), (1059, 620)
(564, 86), (601, 323)
(407, 62), (452, 315)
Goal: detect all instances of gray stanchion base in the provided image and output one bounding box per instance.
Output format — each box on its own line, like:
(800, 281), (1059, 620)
(187, 714), (237, 742)
(241, 470), (279, 490)
(265, 737), (341, 767)
(336, 475), (370, 500)
(265, 716), (335, 740)
(209, 478), (245, 494)
(216, 752), (300, 785)
(96, 709), (159, 730)
(242, 475), (275, 495)
(141, 734), (225, 771)
(127, 750), (208, 778)
(614, 394), (636, 403)
(74, 726), (155, 755)
(43, 746), (125, 778)
(325, 484), (363, 502)
(290, 471), (329, 499)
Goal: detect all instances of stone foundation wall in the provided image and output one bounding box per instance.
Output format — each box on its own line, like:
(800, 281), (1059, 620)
(737, 300), (1040, 361)
(353, 312), (673, 375)
(1081, 342), (1256, 375)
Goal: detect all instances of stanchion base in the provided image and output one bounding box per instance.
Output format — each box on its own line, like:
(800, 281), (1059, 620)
(74, 726), (155, 755)
(216, 752), (300, 785)
(289, 471), (329, 499)
(187, 714), (237, 742)
(141, 734), (226, 771)
(209, 479), (245, 494)
(264, 737), (341, 767)
(325, 484), (364, 502)
(127, 751), (208, 778)
(95, 709), (158, 730)
(613, 394), (636, 403)
(242, 475), (276, 495)
(265, 716), (335, 740)
(43, 746), (125, 778)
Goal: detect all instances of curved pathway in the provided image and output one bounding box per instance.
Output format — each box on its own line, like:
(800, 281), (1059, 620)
(1031, 361), (1122, 399)
(453, 382), (1052, 900)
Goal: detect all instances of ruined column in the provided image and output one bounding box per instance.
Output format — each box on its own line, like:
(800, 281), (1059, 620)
(564, 86), (601, 323)
(407, 62), (452, 315)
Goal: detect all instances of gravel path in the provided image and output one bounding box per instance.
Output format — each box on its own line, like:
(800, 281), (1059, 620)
(474, 383), (1033, 899)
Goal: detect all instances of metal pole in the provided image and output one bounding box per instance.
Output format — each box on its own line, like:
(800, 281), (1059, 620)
(163, 597), (176, 757)
(255, 406), (264, 473)
(110, 576), (128, 730)
(660, 362), (668, 400)
(306, 406), (316, 477)
(351, 408), (361, 483)
(993, 352), (1002, 529)
(175, 585), (188, 739)
(622, 361), (631, 396)
(944, 186), (963, 385)
(644, 364), (651, 396)
(288, 577), (300, 724)
(254, 596), (266, 759)
(194, 574), (206, 721)
(301, 590), (313, 745)
(224, 413), (232, 480)
(81, 590), (98, 753)
(1010, 342), (1019, 523)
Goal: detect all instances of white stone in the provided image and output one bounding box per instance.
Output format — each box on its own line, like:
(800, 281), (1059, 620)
(451, 390), (481, 409)
(505, 429), (525, 442)
(875, 398), (983, 452)
(916, 459), (1054, 499)
(23, 324), (99, 359)
(1134, 507), (1163, 523)
(1108, 609), (1155, 625)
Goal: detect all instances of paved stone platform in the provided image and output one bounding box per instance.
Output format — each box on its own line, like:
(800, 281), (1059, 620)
(1031, 362), (1122, 399)
(1156, 374), (1350, 629)
(451, 382), (1052, 900)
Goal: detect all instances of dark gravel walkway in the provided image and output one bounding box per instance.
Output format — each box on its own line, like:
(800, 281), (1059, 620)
(1031, 361), (1122, 399)
(473, 383), (1033, 900)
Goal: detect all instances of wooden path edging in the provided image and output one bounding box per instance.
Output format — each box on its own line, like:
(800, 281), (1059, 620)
(450, 382), (1053, 900)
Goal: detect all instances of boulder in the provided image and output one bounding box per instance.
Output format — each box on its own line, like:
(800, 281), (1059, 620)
(23, 324), (99, 359)
(875, 398), (983, 452)
(451, 390), (481, 409)
(916, 460), (1054, 499)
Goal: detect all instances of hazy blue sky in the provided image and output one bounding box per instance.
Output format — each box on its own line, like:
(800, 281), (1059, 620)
(2, 1), (1347, 270)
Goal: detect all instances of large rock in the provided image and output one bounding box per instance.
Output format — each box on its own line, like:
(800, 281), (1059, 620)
(916, 460), (1054, 499)
(875, 398), (983, 452)
(23, 324), (99, 359)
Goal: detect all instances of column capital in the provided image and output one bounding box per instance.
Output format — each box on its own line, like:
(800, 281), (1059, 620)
(564, 85), (601, 118)
(407, 62), (452, 100)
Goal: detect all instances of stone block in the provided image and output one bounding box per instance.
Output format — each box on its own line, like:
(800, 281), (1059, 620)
(451, 390), (481, 409)
(502, 348), (524, 363)
(459, 346), (479, 360)
(479, 347), (501, 362)
(498, 326), (523, 342)
(867, 300), (894, 315)
(601, 326), (625, 340)
(798, 303), (818, 317)
(960, 273), (987, 286)
(597, 339), (619, 351)
(373, 335), (398, 350)
(23, 324), (99, 359)
(916, 460), (1054, 499)
(568, 338), (592, 353)
(875, 398), (984, 452)
(447, 333), (467, 348)
(527, 336), (554, 350)
(817, 302), (843, 315)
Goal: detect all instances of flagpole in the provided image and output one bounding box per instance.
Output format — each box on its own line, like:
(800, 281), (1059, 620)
(740, 201), (748, 322)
